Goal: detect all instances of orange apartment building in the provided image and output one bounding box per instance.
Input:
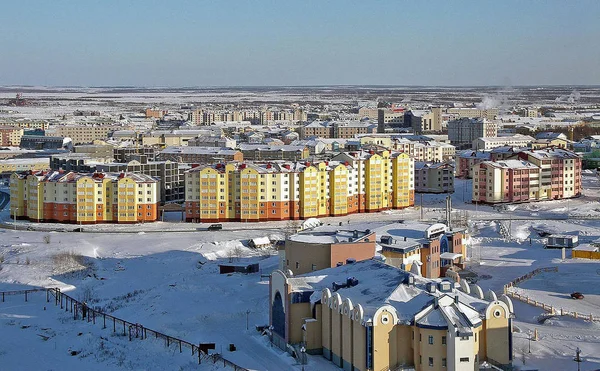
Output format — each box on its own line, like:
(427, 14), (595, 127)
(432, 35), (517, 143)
(10, 170), (159, 224)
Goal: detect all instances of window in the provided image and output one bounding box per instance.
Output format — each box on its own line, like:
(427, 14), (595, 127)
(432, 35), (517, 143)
(419, 355), (422, 364)
(295, 262), (299, 269)
(441, 336), (446, 345)
(311, 264), (317, 271)
(428, 335), (434, 345)
(460, 357), (469, 362)
(442, 358), (446, 367)
(429, 357), (433, 367)
(419, 334), (422, 342)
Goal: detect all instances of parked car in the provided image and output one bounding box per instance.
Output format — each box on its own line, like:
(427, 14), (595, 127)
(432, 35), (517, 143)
(571, 292), (584, 300)
(207, 224), (223, 231)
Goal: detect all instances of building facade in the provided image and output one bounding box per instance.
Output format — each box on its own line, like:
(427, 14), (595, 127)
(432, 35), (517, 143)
(0, 126), (24, 146)
(447, 118), (497, 150)
(473, 134), (534, 150)
(10, 171), (159, 224)
(414, 162), (455, 194)
(269, 260), (513, 371)
(185, 150), (414, 222)
(158, 146), (243, 163)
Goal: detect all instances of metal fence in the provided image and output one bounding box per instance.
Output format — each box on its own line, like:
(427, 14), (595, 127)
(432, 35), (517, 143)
(1, 288), (249, 370)
(503, 266), (599, 322)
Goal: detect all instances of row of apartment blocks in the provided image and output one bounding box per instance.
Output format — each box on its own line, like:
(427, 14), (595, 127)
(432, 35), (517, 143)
(189, 108), (307, 125)
(10, 170), (160, 224)
(185, 150), (414, 222)
(472, 148), (582, 204)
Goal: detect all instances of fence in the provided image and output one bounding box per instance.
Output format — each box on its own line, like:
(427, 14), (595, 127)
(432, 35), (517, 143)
(0, 288), (249, 371)
(503, 267), (600, 323)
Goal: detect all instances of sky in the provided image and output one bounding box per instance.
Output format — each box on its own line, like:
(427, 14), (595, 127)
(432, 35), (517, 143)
(0, 1), (599, 87)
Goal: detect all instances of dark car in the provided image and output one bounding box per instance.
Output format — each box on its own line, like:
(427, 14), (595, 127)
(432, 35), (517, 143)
(207, 224), (223, 231)
(571, 292), (584, 300)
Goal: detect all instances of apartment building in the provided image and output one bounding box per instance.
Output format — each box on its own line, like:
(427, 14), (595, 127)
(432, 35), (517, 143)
(188, 136), (236, 148)
(74, 144), (115, 159)
(145, 108), (168, 119)
(473, 134), (534, 150)
(158, 146), (243, 163)
(0, 120), (49, 131)
(184, 150), (414, 222)
(414, 162), (455, 193)
(299, 121), (377, 140)
(114, 146), (156, 162)
(239, 144), (310, 161)
(142, 129), (217, 147)
(392, 139), (456, 162)
(10, 170), (159, 224)
(358, 107), (379, 121)
(447, 107), (499, 121)
(0, 126), (24, 146)
(517, 148), (582, 200)
(269, 260), (513, 371)
(472, 148), (582, 203)
(49, 125), (124, 145)
(447, 118), (498, 150)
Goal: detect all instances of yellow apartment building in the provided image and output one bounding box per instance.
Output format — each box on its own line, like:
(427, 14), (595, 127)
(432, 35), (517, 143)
(10, 170), (159, 224)
(185, 150), (414, 222)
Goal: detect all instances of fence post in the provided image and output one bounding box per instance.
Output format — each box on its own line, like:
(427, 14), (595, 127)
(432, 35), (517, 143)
(179, 340), (182, 353)
(113, 317), (116, 332)
(93, 310), (95, 324)
(46, 289), (49, 303)
(2, 292), (4, 302)
(25, 291), (27, 302)
(123, 322), (126, 336)
(167, 337), (170, 347)
(198, 344), (201, 364)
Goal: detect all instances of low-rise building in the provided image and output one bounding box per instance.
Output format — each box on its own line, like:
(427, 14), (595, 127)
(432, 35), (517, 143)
(269, 259), (513, 371)
(49, 125), (124, 145)
(414, 162), (455, 193)
(472, 134), (534, 150)
(282, 228), (376, 275)
(188, 136), (236, 148)
(10, 170), (159, 224)
(0, 158), (49, 176)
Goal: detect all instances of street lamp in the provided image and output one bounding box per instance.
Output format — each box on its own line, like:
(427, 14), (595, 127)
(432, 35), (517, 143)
(268, 326), (274, 348)
(574, 347), (583, 371)
(527, 330), (532, 354)
(300, 346), (306, 371)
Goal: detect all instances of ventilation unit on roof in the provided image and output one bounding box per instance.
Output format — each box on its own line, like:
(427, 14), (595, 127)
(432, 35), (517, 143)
(438, 280), (453, 293)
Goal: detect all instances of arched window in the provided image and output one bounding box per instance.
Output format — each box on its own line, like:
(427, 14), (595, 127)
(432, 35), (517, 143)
(272, 291), (285, 338)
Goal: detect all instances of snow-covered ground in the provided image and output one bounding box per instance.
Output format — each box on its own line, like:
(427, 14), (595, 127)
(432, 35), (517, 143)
(1, 176), (600, 370)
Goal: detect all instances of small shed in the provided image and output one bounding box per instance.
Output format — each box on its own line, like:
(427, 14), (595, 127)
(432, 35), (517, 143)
(546, 234), (578, 249)
(218, 262), (260, 274)
(571, 244), (600, 260)
(249, 237), (271, 249)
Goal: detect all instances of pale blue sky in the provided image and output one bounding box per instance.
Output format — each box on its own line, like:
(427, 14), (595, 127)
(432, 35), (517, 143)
(1, 1), (599, 86)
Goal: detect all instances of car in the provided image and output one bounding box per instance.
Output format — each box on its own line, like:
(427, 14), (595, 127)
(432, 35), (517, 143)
(73, 227), (84, 232)
(571, 292), (584, 300)
(207, 224), (223, 231)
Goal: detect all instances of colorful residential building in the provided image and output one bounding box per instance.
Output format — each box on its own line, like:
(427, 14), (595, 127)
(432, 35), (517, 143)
(185, 150), (414, 222)
(472, 148), (582, 203)
(10, 170), (159, 224)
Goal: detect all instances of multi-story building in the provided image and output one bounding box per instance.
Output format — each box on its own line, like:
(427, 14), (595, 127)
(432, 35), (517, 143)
(414, 162), (455, 193)
(392, 139), (456, 162)
(299, 121), (331, 139)
(0, 120), (49, 131)
(0, 126), (24, 146)
(20, 135), (73, 150)
(377, 108), (406, 133)
(10, 170), (159, 224)
(145, 108), (168, 119)
(142, 129), (218, 147)
(517, 148), (582, 200)
(299, 121), (376, 140)
(473, 148), (582, 203)
(379, 222), (466, 279)
(50, 154), (110, 173)
(158, 146), (243, 163)
(114, 146), (156, 162)
(49, 125), (124, 145)
(473, 134), (534, 150)
(405, 108), (443, 134)
(447, 107), (499, 121)
(282, 228), (376, 275)
(269, 259), (513, 371)
(447, 118), (497, 150)
(455, 150), (491, 178)
(239, 144), (310, 161)
(188, 136), (236, 148)
(74, 144), (115, 159)
(185, 150), (414, 222)
(358, 107), (379, 121)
